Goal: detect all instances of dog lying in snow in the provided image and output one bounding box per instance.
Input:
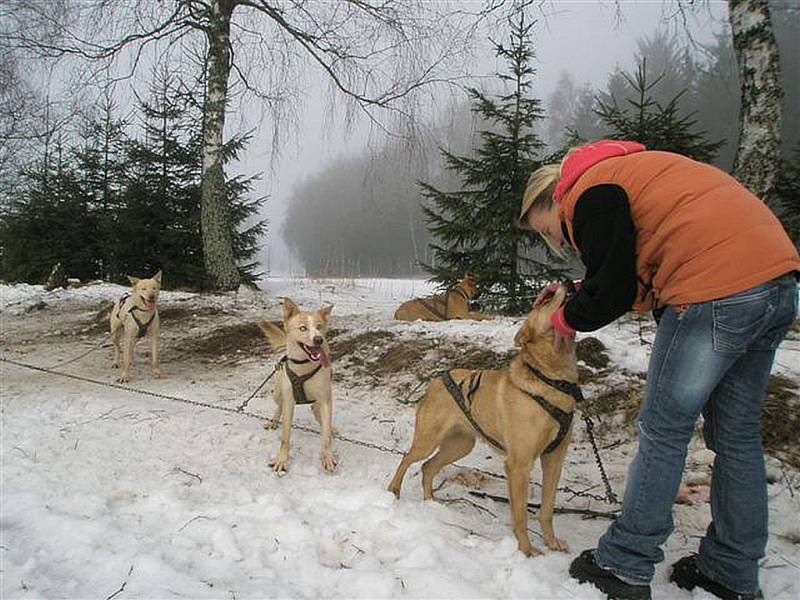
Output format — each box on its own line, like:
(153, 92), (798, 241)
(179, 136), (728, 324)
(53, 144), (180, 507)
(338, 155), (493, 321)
(388, 283), (578, 557)
(258, 298), (335, 475)
(109, 270), (162, 383)
(393, 273), (492, 322)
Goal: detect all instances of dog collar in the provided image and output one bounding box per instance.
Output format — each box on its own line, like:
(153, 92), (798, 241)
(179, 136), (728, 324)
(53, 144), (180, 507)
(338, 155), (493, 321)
(525, 362), (584, 404)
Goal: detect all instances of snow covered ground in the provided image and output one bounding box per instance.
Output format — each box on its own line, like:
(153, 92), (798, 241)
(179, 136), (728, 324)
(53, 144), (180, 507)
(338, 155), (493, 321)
(2, 277), (799, 599)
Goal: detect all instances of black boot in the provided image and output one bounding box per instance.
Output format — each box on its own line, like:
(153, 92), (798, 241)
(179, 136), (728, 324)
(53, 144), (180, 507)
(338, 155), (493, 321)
(670, 555), (763, 600)
(569, 549), (652, 600)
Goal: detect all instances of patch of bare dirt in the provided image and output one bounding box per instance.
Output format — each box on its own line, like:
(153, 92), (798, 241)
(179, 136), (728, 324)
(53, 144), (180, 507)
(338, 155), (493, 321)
(582, 384), (645, 429)
(762, 374), (800, 469)
(160, 305), (223, 321)
(332, 330), (514, 390)
(576, 337), (610, 369)
(70, 303), (215, 339)
(180, 322), (348, 365)
(330, 330), (397, 362)
(578, 369), (800, 470)
(184, 322), (270, 363)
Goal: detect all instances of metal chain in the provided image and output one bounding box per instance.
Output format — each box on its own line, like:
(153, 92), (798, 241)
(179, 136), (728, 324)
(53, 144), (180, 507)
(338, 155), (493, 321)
(46, 337), (111, 369)
(396, 377), (427, 405)
(582, 414), (619, 504)
(2, 356), (620, 505)
(2, 356), (256, 417)
(235, 362), (282, 412)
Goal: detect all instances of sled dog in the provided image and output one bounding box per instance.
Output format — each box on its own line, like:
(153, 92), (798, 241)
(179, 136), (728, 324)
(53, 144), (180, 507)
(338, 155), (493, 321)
(259, 298), (335, 474)
(109, 270), (162, 383)
(393, 273), (491, 321)
(388, 283), (579, 557)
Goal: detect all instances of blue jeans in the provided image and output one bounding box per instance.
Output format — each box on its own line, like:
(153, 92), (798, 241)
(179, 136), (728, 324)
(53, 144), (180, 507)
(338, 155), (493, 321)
(594, 273), (798, 593)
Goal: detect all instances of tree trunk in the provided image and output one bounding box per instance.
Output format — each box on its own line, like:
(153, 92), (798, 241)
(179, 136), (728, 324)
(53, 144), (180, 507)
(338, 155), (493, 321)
(201, 0), (240, 290)
(728, 0), (783, 205)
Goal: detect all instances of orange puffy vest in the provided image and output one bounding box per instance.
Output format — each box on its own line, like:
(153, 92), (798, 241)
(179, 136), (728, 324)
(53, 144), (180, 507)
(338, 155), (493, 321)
(559, 150), (800, 312)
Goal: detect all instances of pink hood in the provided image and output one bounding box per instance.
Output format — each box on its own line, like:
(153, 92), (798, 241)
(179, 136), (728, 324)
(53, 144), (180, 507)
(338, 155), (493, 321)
(554, 140), (646, 203)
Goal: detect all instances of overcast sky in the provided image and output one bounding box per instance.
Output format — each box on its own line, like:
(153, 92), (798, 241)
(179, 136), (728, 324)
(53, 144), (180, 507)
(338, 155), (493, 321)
(234, 1), (729, 276)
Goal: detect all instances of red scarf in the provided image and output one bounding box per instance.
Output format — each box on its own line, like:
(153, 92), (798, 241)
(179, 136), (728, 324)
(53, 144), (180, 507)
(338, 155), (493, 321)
(554, 140), (646, 203)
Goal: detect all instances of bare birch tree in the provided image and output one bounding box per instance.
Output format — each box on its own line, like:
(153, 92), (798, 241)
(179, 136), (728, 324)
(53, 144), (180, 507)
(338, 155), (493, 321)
(727, 0), (783, 203)
(625, 0), (784, 202)
(1, 0), (490, 289)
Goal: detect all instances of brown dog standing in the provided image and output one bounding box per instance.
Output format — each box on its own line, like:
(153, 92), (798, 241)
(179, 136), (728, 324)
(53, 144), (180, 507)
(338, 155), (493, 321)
(388, 284), (577, 557)
(259, 298), (335, 475)
(109, 271), (162, 383)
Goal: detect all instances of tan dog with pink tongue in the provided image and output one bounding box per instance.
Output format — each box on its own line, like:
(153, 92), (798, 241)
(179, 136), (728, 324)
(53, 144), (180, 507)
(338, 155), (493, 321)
(109, 270), (162, 383)
(258, 298), (335, 475)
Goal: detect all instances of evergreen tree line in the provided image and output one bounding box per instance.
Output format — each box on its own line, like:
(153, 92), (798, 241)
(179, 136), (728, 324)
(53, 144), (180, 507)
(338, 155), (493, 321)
(421, 14), (564, 314)
(0, 68), (267, 288)
(283, 8), (798, 312)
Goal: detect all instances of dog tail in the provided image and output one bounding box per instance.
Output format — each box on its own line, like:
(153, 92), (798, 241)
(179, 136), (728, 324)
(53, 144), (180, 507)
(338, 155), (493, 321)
(258, 320), (286, 352)
(106, 300), (124, 334)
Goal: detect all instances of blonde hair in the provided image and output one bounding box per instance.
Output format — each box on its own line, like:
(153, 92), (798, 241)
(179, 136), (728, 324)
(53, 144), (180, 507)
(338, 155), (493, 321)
(518, 163), (561, 228)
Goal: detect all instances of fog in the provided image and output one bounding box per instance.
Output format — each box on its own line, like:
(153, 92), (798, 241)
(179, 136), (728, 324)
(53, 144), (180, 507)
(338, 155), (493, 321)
(235, 1), (729, 275)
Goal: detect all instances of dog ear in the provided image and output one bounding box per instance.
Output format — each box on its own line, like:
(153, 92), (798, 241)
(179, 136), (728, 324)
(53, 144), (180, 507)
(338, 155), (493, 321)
(513, 319), (534, 347)
(258, 320), (285, 351)
(153, 270), (162, 284)
(127, 276), (140, 286)
(283, 297), (300, 322)
(318, 304), (333, 320)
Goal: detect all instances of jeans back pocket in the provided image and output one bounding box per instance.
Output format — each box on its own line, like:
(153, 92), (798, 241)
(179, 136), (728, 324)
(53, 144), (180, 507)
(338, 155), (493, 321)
(712, 287), (774, 353)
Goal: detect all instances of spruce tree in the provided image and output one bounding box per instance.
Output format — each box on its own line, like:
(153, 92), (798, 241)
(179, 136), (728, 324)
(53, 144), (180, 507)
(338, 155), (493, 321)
(120, 66), (266, 287)
(71, 94), (131, 280)
(594, 60), (724, 162)
(0, 137), (100, 282)
(222, 131), (268, 284)
(420, 15), (562, 315)
(120, 66), (205, 285)
(0, 68), (267, 287)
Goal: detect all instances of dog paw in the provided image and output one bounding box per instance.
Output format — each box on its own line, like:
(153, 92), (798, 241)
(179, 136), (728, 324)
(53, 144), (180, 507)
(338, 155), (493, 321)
(111, 361), (119, 369)
(269, 459), (288, 476)
(519, 543), (543, 558)
(545, 536), (570, 552)
(263, 419), (279, 430)
(152, 368), (163, 378)
(117, 374), (130, 383)
(321, 454), (337, 473)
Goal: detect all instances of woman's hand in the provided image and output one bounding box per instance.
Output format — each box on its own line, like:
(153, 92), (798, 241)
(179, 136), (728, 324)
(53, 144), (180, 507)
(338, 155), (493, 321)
(533, 282), (560, 307)
(533, 280), (582, 308)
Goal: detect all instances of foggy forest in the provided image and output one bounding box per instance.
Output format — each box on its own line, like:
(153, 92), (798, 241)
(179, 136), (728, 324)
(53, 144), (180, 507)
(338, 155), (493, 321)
(1, 1), (798, 288)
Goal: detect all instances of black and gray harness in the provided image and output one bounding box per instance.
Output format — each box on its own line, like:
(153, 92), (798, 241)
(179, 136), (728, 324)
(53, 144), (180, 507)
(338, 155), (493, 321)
(441, 362), (580, 454)
(418, 285), (470, 321)
(117, 293), (156, 338)
(441, 370), (505, 450)
(280, 356), (323, 405)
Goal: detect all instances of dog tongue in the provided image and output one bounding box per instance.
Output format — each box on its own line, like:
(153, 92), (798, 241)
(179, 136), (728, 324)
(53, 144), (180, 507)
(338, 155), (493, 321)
(319, 348), (331, 368)
(147, 301), (156, 311)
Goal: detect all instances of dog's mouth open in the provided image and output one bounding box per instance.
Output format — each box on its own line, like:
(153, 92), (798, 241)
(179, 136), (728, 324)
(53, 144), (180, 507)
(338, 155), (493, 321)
(300, 342), (331, 368)
(141, 295), (157, 311)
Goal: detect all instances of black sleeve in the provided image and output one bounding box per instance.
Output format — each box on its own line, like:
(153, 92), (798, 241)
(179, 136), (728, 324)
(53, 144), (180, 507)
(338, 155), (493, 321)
(563, 184), (637, 332)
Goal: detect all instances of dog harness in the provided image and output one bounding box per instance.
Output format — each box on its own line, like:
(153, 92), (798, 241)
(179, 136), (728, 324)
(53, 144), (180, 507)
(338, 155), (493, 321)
(417, 285), (470, 321)
(117, 293), (156, 338)
(280, 356), (323, 405)
(441, 370), (505, 451)
(523, 363), (581, 453)
(441, 362), (580, 455)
